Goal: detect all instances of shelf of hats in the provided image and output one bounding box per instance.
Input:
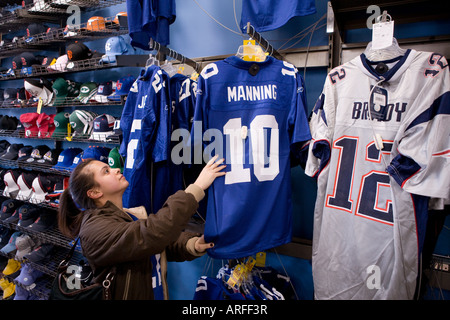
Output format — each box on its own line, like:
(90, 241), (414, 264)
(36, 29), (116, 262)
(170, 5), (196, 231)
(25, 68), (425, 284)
(0, 1), (144, 300)
(0, 12), (128, 59)
(0, 0), (126, 33)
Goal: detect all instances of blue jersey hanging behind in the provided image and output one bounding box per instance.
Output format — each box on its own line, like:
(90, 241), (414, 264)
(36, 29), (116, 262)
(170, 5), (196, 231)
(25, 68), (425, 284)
(120, 65), (171, 212)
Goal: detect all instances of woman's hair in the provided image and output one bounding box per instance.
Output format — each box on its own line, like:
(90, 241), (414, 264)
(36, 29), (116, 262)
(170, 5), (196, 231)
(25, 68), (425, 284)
(58, 158), (99, 238)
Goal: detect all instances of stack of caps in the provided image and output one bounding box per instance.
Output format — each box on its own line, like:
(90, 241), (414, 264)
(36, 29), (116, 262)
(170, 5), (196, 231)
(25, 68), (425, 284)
(107, 75), (135, 101)
(51, 78), (81, 106)
(74, 82), (98, 104)
(24, 78), (54, 106)
(90, 114), (116, 141)
(69, 110), (97, 137)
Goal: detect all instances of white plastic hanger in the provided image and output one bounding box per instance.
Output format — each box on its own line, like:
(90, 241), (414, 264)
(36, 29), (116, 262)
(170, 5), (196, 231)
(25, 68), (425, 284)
(364, 37), (407, 61)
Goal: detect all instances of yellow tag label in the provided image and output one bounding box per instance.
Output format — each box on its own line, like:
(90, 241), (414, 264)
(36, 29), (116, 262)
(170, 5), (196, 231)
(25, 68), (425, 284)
(242, 40), (257, 61)
(227, 264), (245, 288)
(177, 66), (185, 74)
(255, 252), (266, 267)
(246, 257), (256, 272)
(65, 122), (72, 141)
(190, 71), (199, 81)
(37, 98), (43, 114)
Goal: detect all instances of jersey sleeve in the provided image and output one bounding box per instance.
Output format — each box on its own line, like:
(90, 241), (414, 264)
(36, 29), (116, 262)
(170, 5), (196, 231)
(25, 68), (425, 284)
(119, 80), (139, 157)
(135, 69), (170, 169)
(288, 71), (312, 165)
(387, 57), (450, 199)
(303, 76), (335, 177)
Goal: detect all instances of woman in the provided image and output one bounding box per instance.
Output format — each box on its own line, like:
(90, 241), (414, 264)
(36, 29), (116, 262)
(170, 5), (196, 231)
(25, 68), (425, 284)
(58, 155), (226, 300)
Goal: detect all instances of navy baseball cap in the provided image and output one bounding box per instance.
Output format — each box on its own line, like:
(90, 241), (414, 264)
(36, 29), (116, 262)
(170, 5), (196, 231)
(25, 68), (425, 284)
(0, 199), (22, 220)
(52, 148), (83, 170)
(27, 210), (56, 232)
(17, 204), (40, 228)
(90, 114), (115, 141)
(23, 243), (54, 263)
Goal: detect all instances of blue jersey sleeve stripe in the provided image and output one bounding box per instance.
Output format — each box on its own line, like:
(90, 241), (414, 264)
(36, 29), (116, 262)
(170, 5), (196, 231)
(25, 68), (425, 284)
(406, 91), (450, 131)
(386, 154), (421, 187)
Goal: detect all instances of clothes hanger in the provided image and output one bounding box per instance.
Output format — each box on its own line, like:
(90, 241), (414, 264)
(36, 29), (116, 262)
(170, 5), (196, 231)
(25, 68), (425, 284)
(363, 11), (406, 62)
(236, 39), (267, 62)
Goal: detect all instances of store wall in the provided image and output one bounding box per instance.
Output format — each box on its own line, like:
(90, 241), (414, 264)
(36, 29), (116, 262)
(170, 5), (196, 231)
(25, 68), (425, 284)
(1, 0), (448, 300)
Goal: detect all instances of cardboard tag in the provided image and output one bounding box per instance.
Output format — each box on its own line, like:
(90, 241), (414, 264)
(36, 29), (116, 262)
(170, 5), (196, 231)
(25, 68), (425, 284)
(372, 20), (394, 50)
(37, 98), (43, 114)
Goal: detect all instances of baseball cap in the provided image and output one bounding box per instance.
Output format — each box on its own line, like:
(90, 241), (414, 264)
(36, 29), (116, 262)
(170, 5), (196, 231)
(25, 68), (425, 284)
(51, 78), (69, 106)
(101, 36), (128, 64)
(36, 113), (55, 138)
(86, 16), (107, 31)
(0, 231), (21, 254)
(69, 110), (96, 136)
(17, 204), (40, 228)
(108, 147), (124, 173)
(26, 23), (48, 38)
(0, 140), (10, 155)
(93, 81), (113, 103)
(74, 82), (98, 104)
(27, 210), (56, 232)
(0, 115), (17, 132)
(15, 264), (43, 287)
(36, 148), (62, 166)
(3, 169), (21, 198)
(16, 172), (38, 201)
(29, 174), (56, 204)
(17, 145), (34, 162)
(0, 199), (22, 220)
(24, 145), (51, 164)
(1, 88), (17, 107)
(23, 243), (54, 263)
(52, 112), (71, 138)
(20, 52), (39, 75)
(90, 114), (115, 141)
(107, 75), (135, 101)
(0, 143), (24, 160)
(52, 147), (83, 170)
(19, 112), (39, 138)
(47, 54), (68, 72)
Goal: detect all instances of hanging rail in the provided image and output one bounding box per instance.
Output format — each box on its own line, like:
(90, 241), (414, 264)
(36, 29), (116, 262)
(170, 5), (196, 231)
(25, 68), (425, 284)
(149, 38), (201, 73)
(245, 22), (284, 61)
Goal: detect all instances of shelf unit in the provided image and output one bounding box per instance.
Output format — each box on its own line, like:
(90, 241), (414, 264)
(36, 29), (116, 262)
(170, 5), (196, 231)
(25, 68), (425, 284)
(0, 0), (128, 300)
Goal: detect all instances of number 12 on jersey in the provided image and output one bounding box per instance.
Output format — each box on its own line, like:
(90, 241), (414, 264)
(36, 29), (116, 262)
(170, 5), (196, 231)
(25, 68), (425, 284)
(326, 136), (394, 225)
(223, 115), (280, 185)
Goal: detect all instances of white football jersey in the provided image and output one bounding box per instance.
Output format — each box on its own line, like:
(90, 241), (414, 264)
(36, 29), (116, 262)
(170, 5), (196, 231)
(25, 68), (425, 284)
(305, 49), (450, 299)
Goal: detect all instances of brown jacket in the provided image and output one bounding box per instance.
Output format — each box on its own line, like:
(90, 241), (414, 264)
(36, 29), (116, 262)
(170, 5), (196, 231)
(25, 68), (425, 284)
(78, 187), (205, 300)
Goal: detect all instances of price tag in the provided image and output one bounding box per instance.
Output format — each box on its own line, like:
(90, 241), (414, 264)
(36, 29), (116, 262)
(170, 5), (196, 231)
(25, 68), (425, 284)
(255, 252), (266, 267)
(372, 20), (394, 50)
(65, 122), (72, 141)
(37, 98), (43, 114)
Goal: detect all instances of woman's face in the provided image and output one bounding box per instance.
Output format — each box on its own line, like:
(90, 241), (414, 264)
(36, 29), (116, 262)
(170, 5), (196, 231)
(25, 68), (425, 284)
(88, 160), (129, 197)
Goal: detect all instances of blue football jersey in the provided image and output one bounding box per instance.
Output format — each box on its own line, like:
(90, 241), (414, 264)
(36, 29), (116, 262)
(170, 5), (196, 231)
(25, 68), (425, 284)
(127, 0), (176, 48)
(240, 0), (316, 32)
(192, 55), (311, 259)
(120, 65), (171, 212)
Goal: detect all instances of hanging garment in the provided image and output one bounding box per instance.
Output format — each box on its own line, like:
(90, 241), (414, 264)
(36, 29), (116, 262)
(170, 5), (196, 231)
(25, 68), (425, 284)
(127, 0), (176, 49)
(240, 0), (316, 32)
(192, 55), (311, 259)
(304, 49), (450, 299)
(119, 65), (171, 212)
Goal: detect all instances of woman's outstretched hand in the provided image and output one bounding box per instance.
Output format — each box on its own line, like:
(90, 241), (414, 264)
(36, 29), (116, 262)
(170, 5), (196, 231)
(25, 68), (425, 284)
(194, 235), (214, 253)
(194, 155), (226, 191)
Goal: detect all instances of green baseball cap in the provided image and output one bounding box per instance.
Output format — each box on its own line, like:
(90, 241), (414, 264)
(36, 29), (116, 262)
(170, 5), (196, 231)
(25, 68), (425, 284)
(69, 110), (97, 136)
(75, 82), (98, 104)
(52, 112), (71, 138)
(108, 147), (124, 173)
(51, 78), (69, 106)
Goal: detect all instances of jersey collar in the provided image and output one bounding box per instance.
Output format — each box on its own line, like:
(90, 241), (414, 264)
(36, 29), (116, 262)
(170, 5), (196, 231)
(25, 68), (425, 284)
(356, 49), (416, 82)
(225, 55), (275, 70)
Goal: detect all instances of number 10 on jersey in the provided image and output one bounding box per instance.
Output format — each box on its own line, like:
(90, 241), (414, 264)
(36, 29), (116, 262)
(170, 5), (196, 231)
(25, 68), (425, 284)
(223, 115), (280, 185)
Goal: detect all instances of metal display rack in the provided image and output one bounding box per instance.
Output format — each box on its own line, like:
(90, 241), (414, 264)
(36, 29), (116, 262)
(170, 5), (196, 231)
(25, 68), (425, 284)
(0, 0), (126, 301)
